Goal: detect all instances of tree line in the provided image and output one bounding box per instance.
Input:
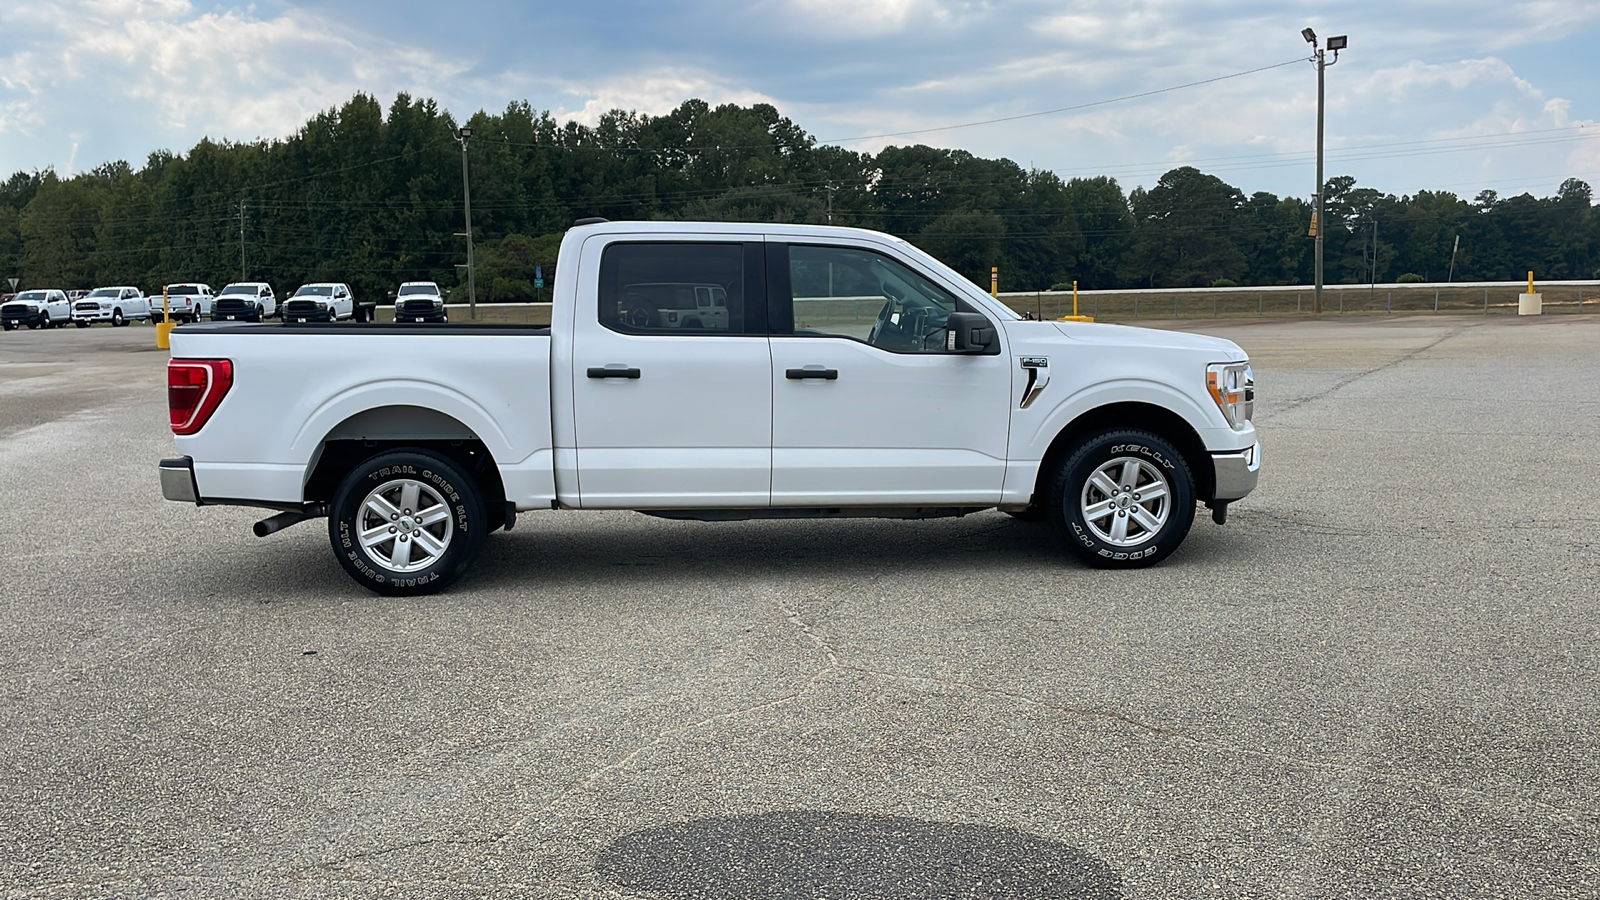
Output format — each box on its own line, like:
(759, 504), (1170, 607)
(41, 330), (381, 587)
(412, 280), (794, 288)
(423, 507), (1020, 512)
(2, 92), (1596, 302)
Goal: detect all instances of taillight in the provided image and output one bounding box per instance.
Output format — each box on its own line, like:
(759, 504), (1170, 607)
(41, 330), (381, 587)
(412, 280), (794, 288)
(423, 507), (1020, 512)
(168, 359), (233, 435)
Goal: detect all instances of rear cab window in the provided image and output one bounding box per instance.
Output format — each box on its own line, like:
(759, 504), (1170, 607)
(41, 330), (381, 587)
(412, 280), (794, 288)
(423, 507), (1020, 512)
(597, 241), (765, 336)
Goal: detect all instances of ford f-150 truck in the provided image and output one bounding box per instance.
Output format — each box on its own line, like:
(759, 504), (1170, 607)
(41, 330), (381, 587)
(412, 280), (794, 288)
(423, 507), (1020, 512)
(159, 220), (1259, 595)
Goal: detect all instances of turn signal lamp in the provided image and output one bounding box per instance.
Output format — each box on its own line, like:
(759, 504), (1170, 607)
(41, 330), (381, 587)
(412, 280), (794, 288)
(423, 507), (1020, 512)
(1206, 362), (1255, 429)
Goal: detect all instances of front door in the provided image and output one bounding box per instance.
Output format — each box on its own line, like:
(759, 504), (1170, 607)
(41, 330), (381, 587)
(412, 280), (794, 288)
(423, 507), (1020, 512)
(767, 241), (1013, 506)
(570, 235), (771, 508)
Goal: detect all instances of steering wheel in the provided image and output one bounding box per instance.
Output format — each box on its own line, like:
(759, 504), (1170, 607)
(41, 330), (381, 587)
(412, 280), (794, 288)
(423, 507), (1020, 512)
(625, 305), (654, 328)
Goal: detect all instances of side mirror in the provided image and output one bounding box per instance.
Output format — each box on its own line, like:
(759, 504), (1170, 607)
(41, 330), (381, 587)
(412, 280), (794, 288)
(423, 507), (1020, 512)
(945, 311), (998, 354)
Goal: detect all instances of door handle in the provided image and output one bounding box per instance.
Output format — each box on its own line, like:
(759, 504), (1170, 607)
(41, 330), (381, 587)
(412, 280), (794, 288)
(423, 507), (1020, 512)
(587, 366), (642, 379)
(785, 367), (838, 381)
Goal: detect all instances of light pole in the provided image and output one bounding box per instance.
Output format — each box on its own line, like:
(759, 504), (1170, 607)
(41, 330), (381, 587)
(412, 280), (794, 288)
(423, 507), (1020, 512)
(1303, 27), (1346, 315)
(455, 125), (477, 319)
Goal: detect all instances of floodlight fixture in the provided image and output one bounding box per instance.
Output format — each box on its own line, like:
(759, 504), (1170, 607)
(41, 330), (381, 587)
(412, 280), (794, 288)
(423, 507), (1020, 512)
(457, 126), (473, 139)
(1326, 35), (1347, 51)
(1302, 27), (1316, 44)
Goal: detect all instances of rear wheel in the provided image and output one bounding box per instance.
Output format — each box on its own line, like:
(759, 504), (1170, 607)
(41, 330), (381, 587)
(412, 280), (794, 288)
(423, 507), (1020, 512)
(1048, 429), (1195, 568)
(328, 450), (486, 596)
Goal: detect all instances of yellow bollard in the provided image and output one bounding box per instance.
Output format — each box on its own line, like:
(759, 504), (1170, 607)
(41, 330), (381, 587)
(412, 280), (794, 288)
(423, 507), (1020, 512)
(990, 267), (998, 298)
(1059, 278), (1094, 322)
(156, 291), (175, 349)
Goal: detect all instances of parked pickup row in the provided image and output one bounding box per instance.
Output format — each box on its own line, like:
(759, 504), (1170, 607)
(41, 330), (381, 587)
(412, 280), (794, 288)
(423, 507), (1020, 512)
(159, 219), (1261, 596)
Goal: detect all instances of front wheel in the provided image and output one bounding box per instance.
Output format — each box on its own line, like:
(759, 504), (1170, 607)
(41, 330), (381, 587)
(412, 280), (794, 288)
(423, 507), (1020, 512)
(111, 309), (125, 327)
(2, 322), (14, 331)
(1048, 429), (1195, 568)
(75, 320), (89, 328)
(328, 450), (486, 596)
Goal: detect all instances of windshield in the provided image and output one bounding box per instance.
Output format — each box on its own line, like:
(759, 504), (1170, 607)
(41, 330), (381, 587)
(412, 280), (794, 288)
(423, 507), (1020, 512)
(294, 285), (334, 297)
(87, 288), (120, 298)
(219, 284), (257, 295)
(398, 284), (439, 296)
(13, 291), (49, 302)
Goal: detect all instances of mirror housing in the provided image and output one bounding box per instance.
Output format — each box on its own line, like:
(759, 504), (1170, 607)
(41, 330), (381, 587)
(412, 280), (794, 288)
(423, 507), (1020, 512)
(945, 311), (998, 354)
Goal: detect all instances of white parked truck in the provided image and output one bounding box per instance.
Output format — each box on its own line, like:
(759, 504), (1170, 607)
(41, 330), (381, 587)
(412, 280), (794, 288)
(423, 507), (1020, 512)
(160, 220), (1259, 595)
(212, 282), (277, 322)
(74, 286), (150, 327)
(282, 282), (357, 322)
(152, 284), (214, 323)
(2, 289), (72, 330)
(394, 281), (447, 323)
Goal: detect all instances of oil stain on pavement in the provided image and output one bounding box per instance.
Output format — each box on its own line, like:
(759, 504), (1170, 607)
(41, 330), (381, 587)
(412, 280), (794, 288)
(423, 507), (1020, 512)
(596, 810), (1121, 898)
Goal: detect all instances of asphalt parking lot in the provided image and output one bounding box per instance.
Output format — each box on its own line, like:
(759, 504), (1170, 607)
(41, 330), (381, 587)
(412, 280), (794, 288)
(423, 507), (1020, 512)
(2, 315), (1597, 899)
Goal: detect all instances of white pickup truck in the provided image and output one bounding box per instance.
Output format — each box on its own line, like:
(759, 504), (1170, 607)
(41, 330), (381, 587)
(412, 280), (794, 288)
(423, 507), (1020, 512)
(159, 220), (1259, 595)
(75, 286), (151, 327)
(2, 289), (72, 330)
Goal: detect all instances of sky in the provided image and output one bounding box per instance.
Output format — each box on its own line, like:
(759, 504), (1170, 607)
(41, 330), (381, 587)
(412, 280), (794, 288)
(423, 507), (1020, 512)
(3, 0), (1599, 201)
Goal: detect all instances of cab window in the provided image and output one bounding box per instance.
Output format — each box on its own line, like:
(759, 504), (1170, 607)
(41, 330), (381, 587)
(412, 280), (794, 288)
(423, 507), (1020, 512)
(598, 242), (764, 336)
(770, 244), (967, 354)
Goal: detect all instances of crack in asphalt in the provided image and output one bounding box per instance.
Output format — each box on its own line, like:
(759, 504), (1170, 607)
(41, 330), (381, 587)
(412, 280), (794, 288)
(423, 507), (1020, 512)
(1254, 322), (1475, 424)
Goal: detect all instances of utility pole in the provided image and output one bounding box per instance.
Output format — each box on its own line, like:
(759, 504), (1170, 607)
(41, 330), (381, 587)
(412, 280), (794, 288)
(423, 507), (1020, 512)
(826, 182), (837, 224)
(455, 126), (477, 319)
(239, 200), (247, 279)
(1447, 234), (1460, 282)
(1370, 217), (1379, 292)
(1303, 28), (1347, 315)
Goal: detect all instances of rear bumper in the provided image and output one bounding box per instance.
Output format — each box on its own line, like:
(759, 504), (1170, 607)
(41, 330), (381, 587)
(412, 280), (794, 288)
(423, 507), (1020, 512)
(160, 457), (201, 504)
(1211, 442), (1261, 501)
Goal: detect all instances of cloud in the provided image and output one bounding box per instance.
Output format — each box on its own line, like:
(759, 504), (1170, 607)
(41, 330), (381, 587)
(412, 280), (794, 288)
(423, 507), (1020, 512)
(782, 0), (962, 35)
(0, 0), (464, 170)
(1, 0), (1598, 200)
(545, 71), (781, 128)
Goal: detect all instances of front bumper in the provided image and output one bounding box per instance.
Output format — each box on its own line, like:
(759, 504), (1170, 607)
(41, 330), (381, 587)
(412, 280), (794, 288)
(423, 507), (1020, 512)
(1211, 441), (1261, 501)
(160, 457), (201, 504)
(2, 308), (46, 325)
(75, 310), (114, 322)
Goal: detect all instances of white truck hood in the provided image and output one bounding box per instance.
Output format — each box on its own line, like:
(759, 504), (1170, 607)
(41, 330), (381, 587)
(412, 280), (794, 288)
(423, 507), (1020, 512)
(1044, 320), (1247, 361)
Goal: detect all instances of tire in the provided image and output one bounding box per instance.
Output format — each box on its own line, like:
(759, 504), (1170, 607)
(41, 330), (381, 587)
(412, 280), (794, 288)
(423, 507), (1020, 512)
(26, 320), (39, 330)
(75, 320), (89, 328)
(111, 309), (125, 327)
(2, 322), (14, 331)
(328, 450), (486, 596)
(1048, 429), (1195, 568)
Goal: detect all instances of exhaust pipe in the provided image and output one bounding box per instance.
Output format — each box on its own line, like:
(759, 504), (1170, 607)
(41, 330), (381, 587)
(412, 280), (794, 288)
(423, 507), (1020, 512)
(254, 504), (326, 537)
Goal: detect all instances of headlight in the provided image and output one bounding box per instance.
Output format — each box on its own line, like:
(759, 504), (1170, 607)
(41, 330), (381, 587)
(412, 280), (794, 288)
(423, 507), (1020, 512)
(1207, 362), (1254, 429)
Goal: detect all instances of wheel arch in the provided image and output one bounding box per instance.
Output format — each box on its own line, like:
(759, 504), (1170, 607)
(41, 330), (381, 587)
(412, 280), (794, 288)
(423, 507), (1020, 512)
(301, 405), (508, 529)
(1033, 401), (1215, 505)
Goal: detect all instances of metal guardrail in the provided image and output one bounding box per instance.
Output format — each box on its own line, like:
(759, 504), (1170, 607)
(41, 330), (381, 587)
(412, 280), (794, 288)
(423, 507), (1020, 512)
(1000, 281), (1600, 320)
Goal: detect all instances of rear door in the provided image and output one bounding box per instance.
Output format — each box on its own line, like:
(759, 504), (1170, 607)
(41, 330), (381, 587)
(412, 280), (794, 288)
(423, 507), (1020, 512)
(569, 234), (771, 508)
